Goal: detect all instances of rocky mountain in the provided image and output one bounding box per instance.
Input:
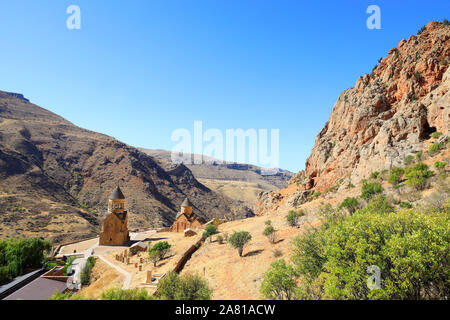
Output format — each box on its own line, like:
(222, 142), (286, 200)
(256, 21), (449, 215)
(140, 149), (293, 203)
(0, 93), (253, 243)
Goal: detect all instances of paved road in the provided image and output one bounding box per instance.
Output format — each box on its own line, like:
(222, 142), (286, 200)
(96, 255), (132, 290)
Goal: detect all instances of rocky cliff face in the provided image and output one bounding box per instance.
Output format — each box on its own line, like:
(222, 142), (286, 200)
(298, 21), (449, 192)
(256, 21), (449, 215)
(0, 92), (252, 243)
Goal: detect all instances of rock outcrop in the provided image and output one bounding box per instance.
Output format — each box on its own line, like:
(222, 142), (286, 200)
(299, 21), (449, 192)
(256, 21), (449, 215)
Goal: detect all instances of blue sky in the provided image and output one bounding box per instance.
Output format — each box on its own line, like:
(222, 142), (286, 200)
(0, 1), (447, 172)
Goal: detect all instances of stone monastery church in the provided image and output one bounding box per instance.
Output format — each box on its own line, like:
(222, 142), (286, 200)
(100, 186), (205, 246)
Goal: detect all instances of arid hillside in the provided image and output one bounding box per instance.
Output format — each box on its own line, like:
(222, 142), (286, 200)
(0, 93), (252, 243)
(140, 149), (293, 203)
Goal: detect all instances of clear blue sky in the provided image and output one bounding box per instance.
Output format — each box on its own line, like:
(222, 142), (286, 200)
(0, 1), (447, 172)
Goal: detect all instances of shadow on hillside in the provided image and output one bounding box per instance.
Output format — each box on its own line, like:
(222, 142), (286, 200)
(274, 239), (285, 244)
(244, 249), (264, 257)
(147, 237), (168, 242)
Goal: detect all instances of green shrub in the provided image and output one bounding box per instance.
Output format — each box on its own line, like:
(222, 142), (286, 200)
(428, 142), (443, 154)
(358, 195), (395, 215)
(292, 207), (449, 299)
(313, 192), (321, 198)
(434, 161), (446, 172)
(273, 249), (283, 258)
(80, 256), (95, 285)
(318, 204), (346, 226)
(405, 162), (433, 190)
(431, 132), (443, 139)
(156, 271), (211, 300)
(260, 260), (298, 300)
(388, 167), (404, 186)
(404, 155), (414, 165)
(0, 238), (52, 285)
(286, 210), (305, 227)
(370, 172), (380, 179)
(101, 288), (155, 300)
(338, 197), (359, 214)
(49, 292), (90, 300)
(263, 225), (276, 244)
(203, 225), (218, 241)
(399, 201), (413, 209)
(228, 231), (252, 257)
(361, 181), (383, 200)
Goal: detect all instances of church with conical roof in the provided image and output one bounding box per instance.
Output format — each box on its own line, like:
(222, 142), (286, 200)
(170, 197), (205, 232)
(99, 186), (131, 246)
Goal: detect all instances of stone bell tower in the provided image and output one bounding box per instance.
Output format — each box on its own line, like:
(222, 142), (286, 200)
(99, 186), (130, 246)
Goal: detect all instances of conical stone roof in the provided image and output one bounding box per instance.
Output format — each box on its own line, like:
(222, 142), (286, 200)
(181, 197), (193, 207)
(109, 186), (125, 200)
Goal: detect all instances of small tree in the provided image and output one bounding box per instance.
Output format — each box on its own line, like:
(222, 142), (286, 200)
(148, 241), (172, 266)
(338, 197), (358, 214)
(228, 231), (252, 257)
(156, 271), (211, 300)
(405, 162), (433, 190)
(361, 180), (383, 200)
(260, 260), (298, 300)
(388, 167), (404, 186)
(286, 210), (304, 227)
(263, 225), (276, 244)
(202, 225), (218, 242)
(148, 250), (160, 267)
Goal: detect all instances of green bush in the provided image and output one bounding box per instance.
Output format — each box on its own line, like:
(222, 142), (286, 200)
(228, 231), (252, 257)
(404, 155), (414, 165)
(399, 201), (413, 209)
(286, 210), (305, 227)
(361, 181), (383, 200)
(292, 207), (449, 299)
(313, 192), (322, 198)
(156, 271), (211, 300)
(434, 161), (446, 172)
(101, 288), (155, 300)
(388, 167), (404, 186)
(359, 195), (395, 215)
(338, 197), (359, 214)
(0, 238), (52, 284)
(263, 225), (276, 244)
(203, 225), (218, 241)
(80, 256), (95, 285)
(431, 132), (443, 139)
(260, 260), (298, 300)
(428, 142), (443, 154)
(405, 162), (433, 190)
(370, 172), (380, 179)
